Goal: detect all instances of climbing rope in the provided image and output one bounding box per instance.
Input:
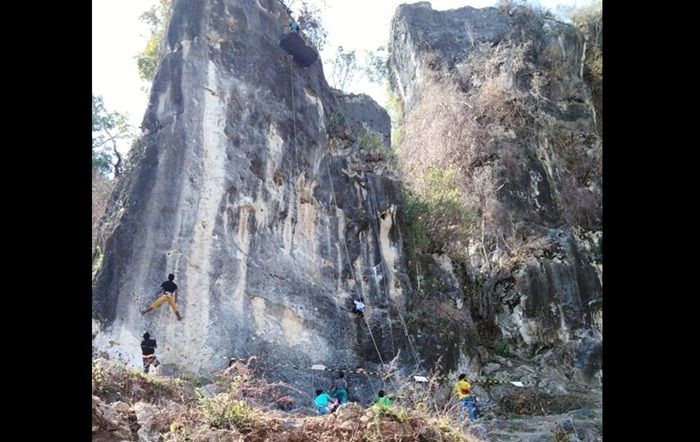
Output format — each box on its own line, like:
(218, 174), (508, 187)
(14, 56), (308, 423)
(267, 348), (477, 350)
(289, 56), (298, 151)
(364, 174), (423, 368)
(324, 161), (384, 361)
(324, 159), (402, 394)
(363, 176), (397, 357)
(286, 55), (403, 395)
(287, 55), (393, 391)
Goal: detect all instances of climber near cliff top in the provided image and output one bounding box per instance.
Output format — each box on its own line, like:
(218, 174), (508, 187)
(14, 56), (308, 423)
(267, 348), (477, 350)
(277, 13), (318, 67)
(289, 18), (300, 32)
(141, 273), (182, 321)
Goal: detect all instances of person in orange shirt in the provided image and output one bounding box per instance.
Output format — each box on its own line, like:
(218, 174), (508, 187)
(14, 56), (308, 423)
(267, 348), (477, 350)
(453, 373), (477, 421)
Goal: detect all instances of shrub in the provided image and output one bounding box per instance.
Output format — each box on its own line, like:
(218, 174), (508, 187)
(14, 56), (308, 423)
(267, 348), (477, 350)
(135, 0), (172, 81)
(326, 106), (346, 135)
(356, 132), (384, 151)
(494, 339), (511, 357)
(197, 377), (259, 431)
(401, 167), (478, 256)
(198, 392), (256, 431)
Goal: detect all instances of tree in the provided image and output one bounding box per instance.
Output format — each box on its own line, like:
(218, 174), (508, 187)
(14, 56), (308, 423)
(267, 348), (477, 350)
(329, 46), (357, 91)
(92, 95), (132, 177)
(364, 47), (388, 85)
(92, 95), (131, 254)
(296, 1), (328, 51)
(135, 0), (172, 82)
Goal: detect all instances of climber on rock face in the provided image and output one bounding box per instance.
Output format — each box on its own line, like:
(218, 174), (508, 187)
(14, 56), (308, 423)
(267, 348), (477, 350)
(141, 273), (182, 321)
(352, 298), (365, 318)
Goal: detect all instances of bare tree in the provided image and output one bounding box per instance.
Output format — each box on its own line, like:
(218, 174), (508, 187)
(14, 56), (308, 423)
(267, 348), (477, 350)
(329, 46), (357, 91)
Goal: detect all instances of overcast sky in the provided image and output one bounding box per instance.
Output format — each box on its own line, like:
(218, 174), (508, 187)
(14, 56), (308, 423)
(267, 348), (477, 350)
(92, 0), (587, 153)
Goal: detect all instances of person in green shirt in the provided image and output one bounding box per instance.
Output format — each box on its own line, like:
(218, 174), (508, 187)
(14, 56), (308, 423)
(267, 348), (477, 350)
(371, 390), (392, 408)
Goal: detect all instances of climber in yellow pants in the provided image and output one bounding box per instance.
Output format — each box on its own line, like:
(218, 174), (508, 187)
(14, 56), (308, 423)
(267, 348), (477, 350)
(141, 273), (182, 321)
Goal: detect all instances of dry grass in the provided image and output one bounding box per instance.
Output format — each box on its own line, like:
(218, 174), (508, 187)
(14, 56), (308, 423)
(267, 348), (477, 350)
(396, 2), (601, 272)
(92, 357), (478, 442)
(92, 358), (192, 405)
(93, 357), (596, 441)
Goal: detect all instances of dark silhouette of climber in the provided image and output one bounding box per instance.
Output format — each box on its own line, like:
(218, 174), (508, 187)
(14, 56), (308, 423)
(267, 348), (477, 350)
(140, 332), (161, 373)
(141, 273), (182, 320)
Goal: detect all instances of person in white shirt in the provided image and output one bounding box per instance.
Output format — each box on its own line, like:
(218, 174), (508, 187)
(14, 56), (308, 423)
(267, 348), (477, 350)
(353, 298), (365, 318)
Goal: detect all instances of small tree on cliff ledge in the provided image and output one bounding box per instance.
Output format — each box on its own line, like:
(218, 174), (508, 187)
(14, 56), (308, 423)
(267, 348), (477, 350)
(136, 0), (172, 83)
(295, 0), (328, 51)
(92, 95), (132, 177)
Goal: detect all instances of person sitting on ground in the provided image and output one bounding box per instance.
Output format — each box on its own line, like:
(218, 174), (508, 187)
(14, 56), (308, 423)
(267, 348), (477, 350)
(314, 389), (338, 415)
(371, 389), (392, 408)
(289, 19), (300, 32)
(352, 298), (365, 318)
(140, 332), (161, 374)
(330, 371), (349, 404)
(141, 273), (182, 321)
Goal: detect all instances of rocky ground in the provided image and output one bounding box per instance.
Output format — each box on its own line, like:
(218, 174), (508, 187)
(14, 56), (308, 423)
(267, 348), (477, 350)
(92, 353), (601, 442)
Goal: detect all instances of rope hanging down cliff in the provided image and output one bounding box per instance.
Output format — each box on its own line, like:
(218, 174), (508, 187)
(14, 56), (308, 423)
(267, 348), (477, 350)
(286, 56), (397, 392)
(320, 91), (421, 372)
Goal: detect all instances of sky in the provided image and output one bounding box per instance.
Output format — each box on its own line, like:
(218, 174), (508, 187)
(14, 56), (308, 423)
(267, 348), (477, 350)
(93, 0), (589, 154)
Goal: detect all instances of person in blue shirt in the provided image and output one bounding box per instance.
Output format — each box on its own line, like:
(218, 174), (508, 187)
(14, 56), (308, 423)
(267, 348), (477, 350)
(330, 371), (349, 404)
(314, 389), (338, 415)
(289, 19), (300, 32)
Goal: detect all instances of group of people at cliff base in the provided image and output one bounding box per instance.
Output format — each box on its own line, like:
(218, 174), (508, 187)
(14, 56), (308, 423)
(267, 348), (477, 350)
(313, 372), (478, 422)
(138, 273), (477, 422)
(314, 375), (392, 415)
(314, 371), (391, 415)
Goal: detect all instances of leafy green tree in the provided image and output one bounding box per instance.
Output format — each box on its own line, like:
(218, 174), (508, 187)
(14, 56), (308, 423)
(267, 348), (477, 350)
(135, 0), (172, 82)
(92, 95), (132, 177)
(364, 47), (388, 85)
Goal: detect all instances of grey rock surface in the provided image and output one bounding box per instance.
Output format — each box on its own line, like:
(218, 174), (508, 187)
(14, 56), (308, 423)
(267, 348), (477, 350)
(93, 0), (411, 401)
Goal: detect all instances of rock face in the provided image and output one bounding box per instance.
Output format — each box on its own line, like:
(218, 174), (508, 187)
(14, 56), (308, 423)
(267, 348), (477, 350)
(93, 0), (410, 382)
(389, 3), (602, 380)
(94, 0), (602, 407)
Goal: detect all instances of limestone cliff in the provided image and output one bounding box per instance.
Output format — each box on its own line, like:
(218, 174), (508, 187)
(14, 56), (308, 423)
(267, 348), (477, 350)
(93, 0), (602, 405)
(389, 2), (602, 381)
(93, 0), (411, 389)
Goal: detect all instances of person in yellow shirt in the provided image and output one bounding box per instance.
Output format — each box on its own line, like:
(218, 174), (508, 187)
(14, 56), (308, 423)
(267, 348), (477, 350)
(453, 373), (477, 421)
